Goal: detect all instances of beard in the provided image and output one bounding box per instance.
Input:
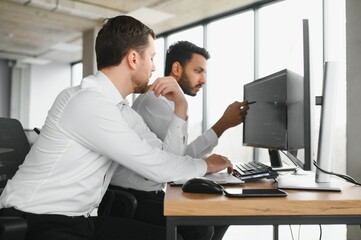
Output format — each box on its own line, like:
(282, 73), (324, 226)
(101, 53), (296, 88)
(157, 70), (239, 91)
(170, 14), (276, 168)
(178, 72), (201, 97)
(133, 82), (148, 94)
(132, 71), (150, 94)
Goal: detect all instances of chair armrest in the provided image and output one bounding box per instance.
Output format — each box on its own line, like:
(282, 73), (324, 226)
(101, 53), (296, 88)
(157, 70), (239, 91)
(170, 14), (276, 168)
(0, 217), (27, 240)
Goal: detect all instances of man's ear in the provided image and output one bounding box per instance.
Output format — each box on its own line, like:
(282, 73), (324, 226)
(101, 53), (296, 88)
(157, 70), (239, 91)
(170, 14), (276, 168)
(127, 50), (138, 70)
(171, 62), (182, 78)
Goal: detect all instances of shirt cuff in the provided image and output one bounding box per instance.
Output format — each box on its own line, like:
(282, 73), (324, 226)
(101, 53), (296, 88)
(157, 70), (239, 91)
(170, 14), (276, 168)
(194, 158), (208, 176)
(204, 128), (219, 148)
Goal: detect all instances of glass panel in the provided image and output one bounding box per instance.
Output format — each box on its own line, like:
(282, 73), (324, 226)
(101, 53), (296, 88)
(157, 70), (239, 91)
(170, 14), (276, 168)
(207, 11), (254, 163)
(256, 0), (322, 163)
(258, 0), (323, 81)
(150, 37), (165, 84)
(71, 62), (83, 86)
(167, 26), (204, 48)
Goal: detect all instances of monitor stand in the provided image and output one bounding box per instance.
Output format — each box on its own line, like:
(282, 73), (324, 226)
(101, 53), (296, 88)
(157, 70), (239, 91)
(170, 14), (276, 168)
(267, 149), (297, 172)
(277, 171), (341, 192)
(271, 165), (298, 172)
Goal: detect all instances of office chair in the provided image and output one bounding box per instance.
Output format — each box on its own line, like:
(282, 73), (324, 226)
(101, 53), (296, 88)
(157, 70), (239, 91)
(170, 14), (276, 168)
(0, 118), (30, 189)
(98, 188), (137, 219)
(0, 117), (29, 240)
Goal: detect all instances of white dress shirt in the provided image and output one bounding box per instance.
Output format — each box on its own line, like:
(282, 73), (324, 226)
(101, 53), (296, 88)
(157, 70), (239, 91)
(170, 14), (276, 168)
(0, 71), (207, 217)
(110, 91), (218, 191)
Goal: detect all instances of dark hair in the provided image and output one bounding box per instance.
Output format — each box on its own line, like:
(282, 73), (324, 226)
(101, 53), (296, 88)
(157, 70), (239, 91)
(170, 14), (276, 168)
(164, 41), (210, 76)
(95, 15), (156, 70)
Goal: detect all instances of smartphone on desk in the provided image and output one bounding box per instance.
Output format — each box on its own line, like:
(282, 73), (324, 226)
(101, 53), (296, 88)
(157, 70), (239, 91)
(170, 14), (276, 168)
(224, 188), (287, 198)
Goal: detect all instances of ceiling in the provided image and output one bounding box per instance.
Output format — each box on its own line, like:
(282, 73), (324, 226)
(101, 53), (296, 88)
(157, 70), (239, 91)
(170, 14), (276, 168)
(0, 0), (265, 65)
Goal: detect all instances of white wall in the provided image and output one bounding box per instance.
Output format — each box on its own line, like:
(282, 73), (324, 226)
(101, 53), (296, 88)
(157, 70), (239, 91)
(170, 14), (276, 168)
(346, 1), (361, 239)
(346, 0), (361, 181)
(28, 62), (71, 129)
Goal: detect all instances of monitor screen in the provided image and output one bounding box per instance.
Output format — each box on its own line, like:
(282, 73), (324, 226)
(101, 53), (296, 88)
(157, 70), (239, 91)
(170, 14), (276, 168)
(243, 69), (304, 150)
(243, 71), (288, 150)
(243, 19), (311, 170)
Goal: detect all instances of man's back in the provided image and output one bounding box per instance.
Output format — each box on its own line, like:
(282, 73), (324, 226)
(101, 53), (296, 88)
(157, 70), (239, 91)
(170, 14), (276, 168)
(0, 75), (116, 217)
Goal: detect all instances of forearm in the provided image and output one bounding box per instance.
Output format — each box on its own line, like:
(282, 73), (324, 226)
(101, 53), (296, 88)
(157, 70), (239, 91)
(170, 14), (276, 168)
(211, 120), (227, 138)
(173, 99), (188, 121)
(211, 101), (248, 138)
(185, 129), (218, 158)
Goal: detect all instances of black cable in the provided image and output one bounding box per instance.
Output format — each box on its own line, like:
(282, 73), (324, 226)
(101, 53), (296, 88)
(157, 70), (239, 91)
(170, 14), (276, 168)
(280, 150), (300, 168)
(313, 160), (361, 186)
(318, 225), (322, 240)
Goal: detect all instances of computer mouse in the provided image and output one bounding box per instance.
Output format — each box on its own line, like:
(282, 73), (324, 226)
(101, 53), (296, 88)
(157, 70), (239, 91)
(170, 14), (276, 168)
(182, 177), (224, 194)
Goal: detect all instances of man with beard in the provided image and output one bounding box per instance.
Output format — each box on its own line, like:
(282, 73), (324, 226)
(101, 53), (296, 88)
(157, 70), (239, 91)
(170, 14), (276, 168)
(0, 17), (233, 240)
(108, 41), (249, 240)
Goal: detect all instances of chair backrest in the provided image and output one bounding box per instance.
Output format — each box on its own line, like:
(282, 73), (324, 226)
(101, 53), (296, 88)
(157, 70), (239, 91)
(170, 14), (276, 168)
(0, 118), (30, 190)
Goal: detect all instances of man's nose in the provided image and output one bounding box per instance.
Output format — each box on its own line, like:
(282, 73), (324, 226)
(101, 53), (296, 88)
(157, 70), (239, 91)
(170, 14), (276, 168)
(199, 74), (206, 84)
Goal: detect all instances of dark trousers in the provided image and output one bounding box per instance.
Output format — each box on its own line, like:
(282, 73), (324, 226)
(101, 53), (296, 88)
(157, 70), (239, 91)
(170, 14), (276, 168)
(0, 207), (176, 240)
(107, 185), (229, 240)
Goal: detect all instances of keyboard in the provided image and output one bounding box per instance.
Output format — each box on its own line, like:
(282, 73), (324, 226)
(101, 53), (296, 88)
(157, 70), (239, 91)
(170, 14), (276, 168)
(232, 161), (279, 181)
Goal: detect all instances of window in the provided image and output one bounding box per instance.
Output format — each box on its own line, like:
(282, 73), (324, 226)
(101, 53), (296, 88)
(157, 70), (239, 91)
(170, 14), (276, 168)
(206, 11), (254, 162)
(150, 37), (165, 85)
(71, 62), (83, 86)
(257, 0), (325, 162)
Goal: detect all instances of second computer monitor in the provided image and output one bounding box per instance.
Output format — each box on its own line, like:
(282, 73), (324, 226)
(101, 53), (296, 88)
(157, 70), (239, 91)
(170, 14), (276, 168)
(243, 69), (310, 169)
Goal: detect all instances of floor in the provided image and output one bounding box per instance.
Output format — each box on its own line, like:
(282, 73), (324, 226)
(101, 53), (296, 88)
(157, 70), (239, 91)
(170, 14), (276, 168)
(223, 225), (346, 240)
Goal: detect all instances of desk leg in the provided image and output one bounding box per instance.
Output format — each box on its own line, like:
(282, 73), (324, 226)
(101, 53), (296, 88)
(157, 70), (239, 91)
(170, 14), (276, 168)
(167, 218), (177, 240)
(273, 225), (279, 240)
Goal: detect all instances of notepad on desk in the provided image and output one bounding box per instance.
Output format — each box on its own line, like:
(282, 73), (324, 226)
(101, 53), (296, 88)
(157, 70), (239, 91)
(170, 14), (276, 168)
(170, 172), (244, 186)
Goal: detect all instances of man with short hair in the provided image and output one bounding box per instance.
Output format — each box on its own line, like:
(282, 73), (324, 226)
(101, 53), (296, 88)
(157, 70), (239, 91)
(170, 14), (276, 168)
(109, 40), (248, 240)
(0, 16), (232, 240)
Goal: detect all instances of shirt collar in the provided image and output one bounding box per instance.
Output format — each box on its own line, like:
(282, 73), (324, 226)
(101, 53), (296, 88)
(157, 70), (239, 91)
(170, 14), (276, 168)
(95, 71), (126, 105)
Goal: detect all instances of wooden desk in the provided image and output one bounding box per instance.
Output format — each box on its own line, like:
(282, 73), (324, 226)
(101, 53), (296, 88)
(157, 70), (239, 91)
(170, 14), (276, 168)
(164, 177), (361, 240)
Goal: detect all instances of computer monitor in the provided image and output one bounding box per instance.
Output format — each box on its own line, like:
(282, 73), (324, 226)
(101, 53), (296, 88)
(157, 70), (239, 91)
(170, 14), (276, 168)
(244, 19), (341, 191)
(243, 19), (312, 171)
(277, 61), (341, 191)
(243, 68), (310, 169)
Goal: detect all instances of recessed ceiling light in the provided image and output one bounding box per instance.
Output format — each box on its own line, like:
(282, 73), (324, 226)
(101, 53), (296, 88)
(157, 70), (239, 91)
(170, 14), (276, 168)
(50, 43), (82, 52)
(20, 57), (51, 65)
(127, 7), (174, 25)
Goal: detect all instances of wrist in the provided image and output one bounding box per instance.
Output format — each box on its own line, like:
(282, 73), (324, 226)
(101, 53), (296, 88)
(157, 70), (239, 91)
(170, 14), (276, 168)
(204, 159), (212, 174)
(211, 121), (226, 138)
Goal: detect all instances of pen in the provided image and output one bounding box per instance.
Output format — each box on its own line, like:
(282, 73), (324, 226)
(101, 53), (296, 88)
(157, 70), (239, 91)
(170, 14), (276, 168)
(247, 101), (256, 105)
